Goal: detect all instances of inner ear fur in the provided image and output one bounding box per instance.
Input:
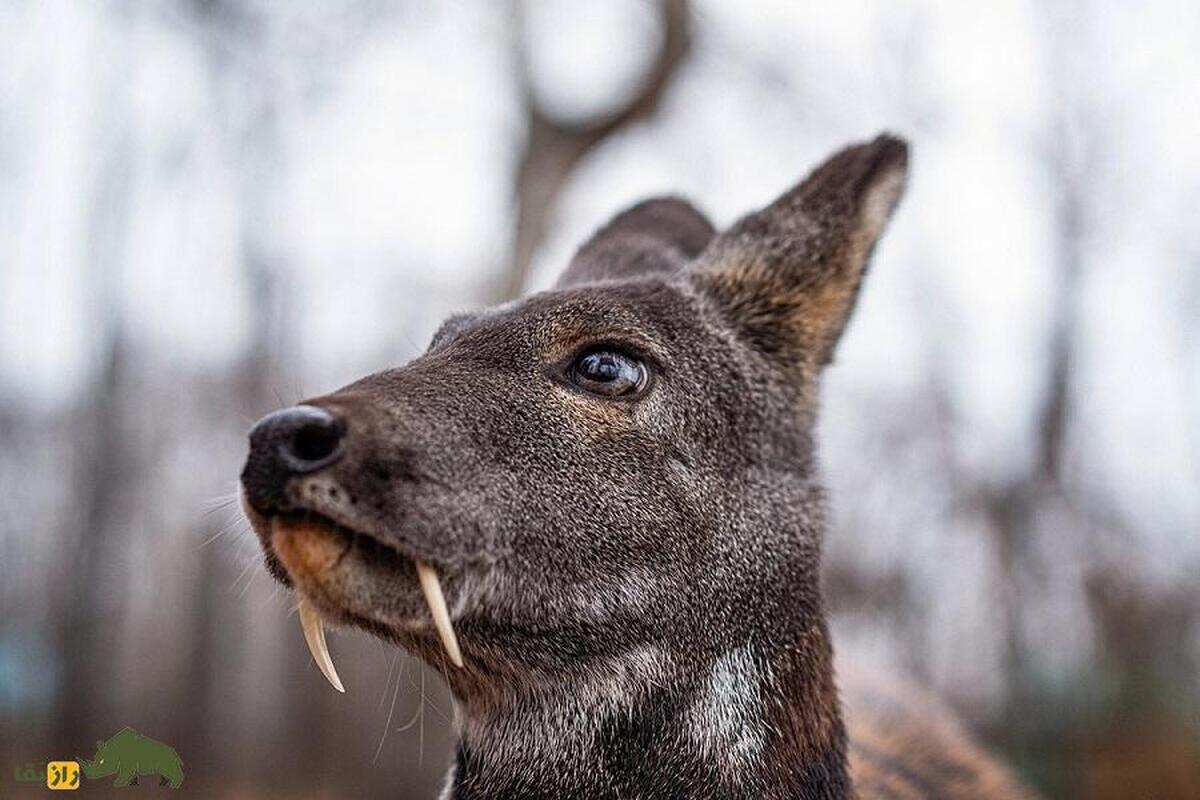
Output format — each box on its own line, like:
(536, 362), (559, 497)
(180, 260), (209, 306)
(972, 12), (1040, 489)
(556, 197), (716, 288)
(690, 133), (909, 370)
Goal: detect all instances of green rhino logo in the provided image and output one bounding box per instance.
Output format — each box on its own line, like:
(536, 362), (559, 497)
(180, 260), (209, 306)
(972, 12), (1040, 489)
(77, 727), (183, 788)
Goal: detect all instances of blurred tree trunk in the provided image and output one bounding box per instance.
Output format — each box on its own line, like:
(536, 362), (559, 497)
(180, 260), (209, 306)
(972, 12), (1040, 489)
(176, 2), (401, 787)
(182, 0), (326, 787)
(976, 0), (1101, 749)
(51, 122), (137, 752)
(909, 0), (1103, 758)
(497, 0), (692, 301)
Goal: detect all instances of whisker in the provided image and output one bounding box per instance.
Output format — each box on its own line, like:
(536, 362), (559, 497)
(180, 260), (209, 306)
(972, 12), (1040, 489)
(200, 516), (249, 549)
(378, 652), (400, 711)
(201, 486), (240, 504)
(394, 666), (424, 735)
(201, 491), (239, 511)
(228, 558), (257, 594)
(201, 502), (238, 522)
(404, 663), (451, 726)
(373, 655), (404, 764)
(236, 567), (260, 599)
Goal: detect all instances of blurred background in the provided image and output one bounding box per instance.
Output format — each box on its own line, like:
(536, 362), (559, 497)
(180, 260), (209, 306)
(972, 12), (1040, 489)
(2, 0), (1198, 797)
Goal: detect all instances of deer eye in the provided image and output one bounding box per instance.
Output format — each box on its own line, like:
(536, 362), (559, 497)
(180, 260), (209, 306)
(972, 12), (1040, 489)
(567, 348), (646, 398)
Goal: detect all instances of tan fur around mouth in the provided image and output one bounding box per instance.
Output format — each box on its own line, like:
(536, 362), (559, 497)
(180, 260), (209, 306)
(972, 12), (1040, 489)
(270, 518), (464, 692)
(270, 518), (348, 582)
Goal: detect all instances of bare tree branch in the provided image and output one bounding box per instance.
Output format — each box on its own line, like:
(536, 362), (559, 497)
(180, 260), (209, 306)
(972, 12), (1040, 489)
(499, 0), (692, 301)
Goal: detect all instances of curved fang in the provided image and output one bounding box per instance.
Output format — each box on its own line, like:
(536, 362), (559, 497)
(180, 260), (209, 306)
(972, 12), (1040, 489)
(298, 598), (346, 693)
(416, 562), (464, 668)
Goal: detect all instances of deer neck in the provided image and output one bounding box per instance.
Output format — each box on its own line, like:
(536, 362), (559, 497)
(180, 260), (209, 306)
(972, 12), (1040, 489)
(443, 610), (850, 800)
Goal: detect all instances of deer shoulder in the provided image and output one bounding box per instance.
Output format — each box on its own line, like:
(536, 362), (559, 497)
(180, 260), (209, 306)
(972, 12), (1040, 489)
(841, 664), (1034, 799)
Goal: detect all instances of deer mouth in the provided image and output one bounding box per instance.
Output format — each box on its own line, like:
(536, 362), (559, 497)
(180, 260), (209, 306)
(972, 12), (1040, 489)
(243, 499), (465, 692)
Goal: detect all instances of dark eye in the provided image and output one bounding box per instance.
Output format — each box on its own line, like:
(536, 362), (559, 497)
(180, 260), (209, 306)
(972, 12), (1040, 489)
(568, 348), (647, 398)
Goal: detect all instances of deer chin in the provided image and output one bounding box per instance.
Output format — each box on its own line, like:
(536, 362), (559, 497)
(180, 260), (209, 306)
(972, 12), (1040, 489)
(268, 515), (465, 693)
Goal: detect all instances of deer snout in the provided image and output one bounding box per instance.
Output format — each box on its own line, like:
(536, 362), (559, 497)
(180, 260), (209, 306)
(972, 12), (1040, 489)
(241, 405), (346, 512)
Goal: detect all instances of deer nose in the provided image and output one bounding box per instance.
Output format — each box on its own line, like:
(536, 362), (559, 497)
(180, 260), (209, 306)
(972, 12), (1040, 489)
(241, 405), (346, 511)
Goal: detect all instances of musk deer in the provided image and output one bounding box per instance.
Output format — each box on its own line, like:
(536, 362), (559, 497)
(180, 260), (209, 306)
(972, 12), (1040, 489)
(241, 134), (1032, 798)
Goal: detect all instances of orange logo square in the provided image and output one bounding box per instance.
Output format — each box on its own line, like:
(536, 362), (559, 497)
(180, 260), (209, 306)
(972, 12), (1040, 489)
(46, 760), (80, 790)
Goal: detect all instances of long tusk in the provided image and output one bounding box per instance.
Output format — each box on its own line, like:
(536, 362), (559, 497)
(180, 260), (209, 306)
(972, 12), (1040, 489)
(415, 561), (464, 668)
(298, 598), (346, 693)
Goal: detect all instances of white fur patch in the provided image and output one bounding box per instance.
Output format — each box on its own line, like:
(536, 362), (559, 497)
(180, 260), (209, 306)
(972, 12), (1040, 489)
(690, 646), (767, 770)
(858, 162), (907, 245)
(459, 644), (669, 783)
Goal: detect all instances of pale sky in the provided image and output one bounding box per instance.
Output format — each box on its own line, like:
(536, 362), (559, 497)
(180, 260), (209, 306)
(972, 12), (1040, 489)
(1, 0), (1197, 703)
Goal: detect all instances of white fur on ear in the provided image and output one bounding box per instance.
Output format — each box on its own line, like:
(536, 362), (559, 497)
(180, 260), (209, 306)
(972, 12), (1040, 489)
(857, 159), (908, 250)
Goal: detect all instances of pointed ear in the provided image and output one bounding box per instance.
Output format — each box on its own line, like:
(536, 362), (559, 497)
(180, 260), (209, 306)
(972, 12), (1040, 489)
(690, 134), (908, 370)
(556, 197), (715, 288)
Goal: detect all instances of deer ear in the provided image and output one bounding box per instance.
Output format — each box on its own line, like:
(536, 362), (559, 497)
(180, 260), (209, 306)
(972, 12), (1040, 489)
(557, 197), (715, 288)
(689, 134), (908, 370)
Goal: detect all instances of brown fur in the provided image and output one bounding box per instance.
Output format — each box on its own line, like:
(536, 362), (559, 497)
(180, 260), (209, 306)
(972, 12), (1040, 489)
(841, 666), (1033, 798)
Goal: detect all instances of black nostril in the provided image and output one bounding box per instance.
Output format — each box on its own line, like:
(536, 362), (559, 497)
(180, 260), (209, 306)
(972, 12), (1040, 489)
(242, 405), (346, 511)
(291, 421), (340, 464)
(268, 406), (345, 473)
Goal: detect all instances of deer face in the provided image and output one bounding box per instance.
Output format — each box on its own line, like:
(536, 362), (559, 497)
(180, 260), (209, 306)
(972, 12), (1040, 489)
(240, 136), (908, 691)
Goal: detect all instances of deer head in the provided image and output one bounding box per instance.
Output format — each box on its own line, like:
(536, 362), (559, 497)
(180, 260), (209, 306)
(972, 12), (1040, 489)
(241, 134), (909, 798)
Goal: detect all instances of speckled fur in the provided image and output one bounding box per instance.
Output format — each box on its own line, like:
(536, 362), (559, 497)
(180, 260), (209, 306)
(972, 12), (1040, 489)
(243, 134), (1032, 799)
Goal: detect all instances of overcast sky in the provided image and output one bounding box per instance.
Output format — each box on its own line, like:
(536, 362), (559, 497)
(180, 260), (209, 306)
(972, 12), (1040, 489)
(1, 0), (1198, 740)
